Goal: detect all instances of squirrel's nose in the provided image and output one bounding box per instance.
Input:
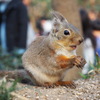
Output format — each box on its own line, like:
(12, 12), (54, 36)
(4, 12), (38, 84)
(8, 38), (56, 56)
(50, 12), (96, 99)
(79, 38), (84, 44)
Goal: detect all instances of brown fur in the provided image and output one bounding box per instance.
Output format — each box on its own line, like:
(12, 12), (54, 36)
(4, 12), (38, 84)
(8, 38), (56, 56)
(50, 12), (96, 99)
(22, 11), (86, 88)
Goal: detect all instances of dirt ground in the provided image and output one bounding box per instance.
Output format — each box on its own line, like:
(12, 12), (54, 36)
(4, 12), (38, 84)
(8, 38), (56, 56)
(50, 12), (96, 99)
(11, 74), (100, 100)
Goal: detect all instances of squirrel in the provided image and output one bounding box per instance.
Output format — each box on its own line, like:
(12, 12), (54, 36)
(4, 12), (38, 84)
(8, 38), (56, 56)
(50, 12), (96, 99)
(22, 11), (86, 88)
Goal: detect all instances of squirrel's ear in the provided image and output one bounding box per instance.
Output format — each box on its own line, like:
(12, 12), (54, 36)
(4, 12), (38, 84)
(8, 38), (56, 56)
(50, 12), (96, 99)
(51, 11), (69, 34)
(52, 18), (60, 33)
(51, 11), (68, 23)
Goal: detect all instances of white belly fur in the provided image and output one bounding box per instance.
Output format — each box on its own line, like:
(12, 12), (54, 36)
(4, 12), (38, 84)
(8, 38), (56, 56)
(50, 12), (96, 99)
(56, 48), (76, 57)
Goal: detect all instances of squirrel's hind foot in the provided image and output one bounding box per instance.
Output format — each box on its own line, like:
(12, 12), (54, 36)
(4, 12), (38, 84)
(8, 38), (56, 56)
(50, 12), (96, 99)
(42, 81), (76, 89)
(42, 82), (57, 88)
(55, 81), (76, 89)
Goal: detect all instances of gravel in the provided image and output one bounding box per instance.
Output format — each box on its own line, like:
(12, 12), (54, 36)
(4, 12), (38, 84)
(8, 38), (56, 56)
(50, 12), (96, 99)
(11, 74), (100, 100)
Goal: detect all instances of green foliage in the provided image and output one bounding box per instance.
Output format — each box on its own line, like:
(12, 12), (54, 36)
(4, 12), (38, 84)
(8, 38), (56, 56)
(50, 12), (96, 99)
(0, 48), (22, 70)
(80, 73), (90, 79)
(89, 53), (100, 72)
(95, 53), (100, 69)
(80, 53), (100, 79)
(0, 79), (18, 100)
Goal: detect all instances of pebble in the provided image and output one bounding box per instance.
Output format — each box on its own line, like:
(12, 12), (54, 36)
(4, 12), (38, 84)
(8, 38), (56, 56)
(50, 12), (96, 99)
(11, 74), (100, 100)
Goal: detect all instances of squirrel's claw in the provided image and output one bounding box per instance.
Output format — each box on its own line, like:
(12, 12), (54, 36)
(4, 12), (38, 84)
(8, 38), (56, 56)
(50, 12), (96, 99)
(43, 81), (76, 89)
(64, 81), (76, 89)
(74, 56), (86, 68)
(43, 82), (56, 88)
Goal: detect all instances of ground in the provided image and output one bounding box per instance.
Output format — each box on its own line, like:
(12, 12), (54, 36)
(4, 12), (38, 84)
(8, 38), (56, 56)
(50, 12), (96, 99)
(10, 74), (100, 100)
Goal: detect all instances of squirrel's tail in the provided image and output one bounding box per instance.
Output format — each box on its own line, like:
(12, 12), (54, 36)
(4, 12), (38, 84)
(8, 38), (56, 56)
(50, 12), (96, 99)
(0, 70), (28, 80)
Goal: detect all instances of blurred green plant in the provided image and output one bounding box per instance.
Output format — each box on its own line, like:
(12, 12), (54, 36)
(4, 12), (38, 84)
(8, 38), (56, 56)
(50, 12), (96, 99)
(0, 48), (22, 70)
(0, 78), (18, 100)
(80, 53), (100, 79)
(80, 73), (90, 79)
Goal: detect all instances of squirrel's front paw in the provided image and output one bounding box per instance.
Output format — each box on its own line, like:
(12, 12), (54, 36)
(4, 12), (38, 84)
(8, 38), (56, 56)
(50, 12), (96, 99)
(74, 56), (86, 68)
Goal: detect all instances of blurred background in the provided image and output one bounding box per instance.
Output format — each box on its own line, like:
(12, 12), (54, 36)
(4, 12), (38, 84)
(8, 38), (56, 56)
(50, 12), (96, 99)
(0, 0), (100, 74)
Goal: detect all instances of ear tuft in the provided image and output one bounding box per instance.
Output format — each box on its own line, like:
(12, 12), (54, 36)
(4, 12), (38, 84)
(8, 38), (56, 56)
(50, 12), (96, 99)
(51, 10), (68, 23)
(51, 18), (60, 33)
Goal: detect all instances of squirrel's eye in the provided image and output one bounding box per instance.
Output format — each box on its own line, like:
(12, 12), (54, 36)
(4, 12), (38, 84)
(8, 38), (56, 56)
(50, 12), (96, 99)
(64, 30), (70, 35)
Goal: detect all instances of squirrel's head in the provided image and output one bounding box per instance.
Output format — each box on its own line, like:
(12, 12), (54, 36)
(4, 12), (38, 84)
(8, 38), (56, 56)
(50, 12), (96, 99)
(50, 11), (84, 51)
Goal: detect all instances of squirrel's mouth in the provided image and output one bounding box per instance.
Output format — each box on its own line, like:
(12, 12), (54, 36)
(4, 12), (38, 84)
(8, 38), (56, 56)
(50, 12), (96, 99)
(69, 45), (77, 49)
